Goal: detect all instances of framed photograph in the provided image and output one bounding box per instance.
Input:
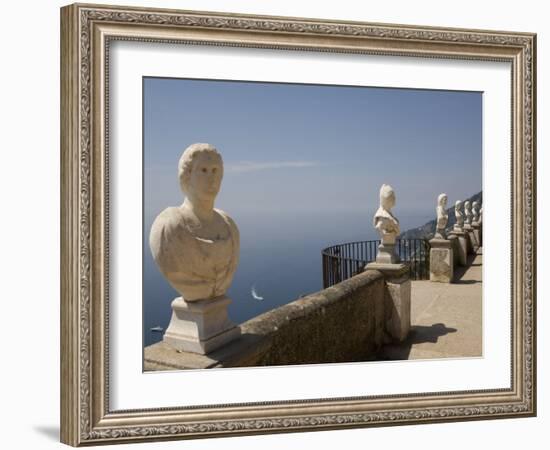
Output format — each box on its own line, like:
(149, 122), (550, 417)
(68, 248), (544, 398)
(60, 3), (536, 446)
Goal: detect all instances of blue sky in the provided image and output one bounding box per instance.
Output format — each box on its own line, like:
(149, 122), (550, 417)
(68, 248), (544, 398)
(143, 77), (482, 226)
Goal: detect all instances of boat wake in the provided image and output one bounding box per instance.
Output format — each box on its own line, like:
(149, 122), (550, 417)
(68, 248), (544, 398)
(251, 284), (264, 301)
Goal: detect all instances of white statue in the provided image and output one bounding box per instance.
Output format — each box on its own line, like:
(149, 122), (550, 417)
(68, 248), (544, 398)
(453, 200), (464, 232)
(149, 143), (241, 354)
(373, 184), (400, 263)
(472, 201), (480, 223)
(479, 206), (483, 224)
(464, 200), (473, 225)
(434, 193), (448, 239)
(150, 143), (239, 301)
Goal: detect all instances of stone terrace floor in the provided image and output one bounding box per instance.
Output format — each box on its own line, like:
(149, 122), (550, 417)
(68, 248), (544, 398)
(381, 249), (482, 360)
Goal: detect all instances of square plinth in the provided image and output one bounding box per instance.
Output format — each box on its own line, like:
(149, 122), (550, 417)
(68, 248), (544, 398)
(448, 231), (468, 266)
(365, 262), (410, 342)
(429, 239), (453, 283)
(163, 296), (241, 355)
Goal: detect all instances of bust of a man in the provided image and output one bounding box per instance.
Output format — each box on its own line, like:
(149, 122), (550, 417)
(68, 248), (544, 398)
(464, 200), (473, 225)
(149, 143), (240, 302)
(453, 200), (464, 231)
(373, 184), (400, 245)
(472, 201), (480, 223)
(435, 193), (448, 239)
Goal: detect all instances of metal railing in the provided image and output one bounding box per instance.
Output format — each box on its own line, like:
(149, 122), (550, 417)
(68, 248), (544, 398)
(322, 239), (430, 288)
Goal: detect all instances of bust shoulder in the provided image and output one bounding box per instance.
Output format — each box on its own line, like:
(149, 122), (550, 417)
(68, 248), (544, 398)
(149, 207), (190, 258)
(214, 208), (240, 241)
(154, 206), (185, 226)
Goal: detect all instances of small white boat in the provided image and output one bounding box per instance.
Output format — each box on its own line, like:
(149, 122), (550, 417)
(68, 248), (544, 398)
(150, 326), (164, 332)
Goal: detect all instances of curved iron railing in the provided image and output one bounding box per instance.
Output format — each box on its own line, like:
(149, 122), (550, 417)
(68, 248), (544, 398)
(322, 239), (430, 288)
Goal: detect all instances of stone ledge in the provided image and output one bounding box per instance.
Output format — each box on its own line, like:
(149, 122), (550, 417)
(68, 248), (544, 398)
(429, 238), (452, 248)
(144, 332), (268, 370)
(364, 262), (409, 281)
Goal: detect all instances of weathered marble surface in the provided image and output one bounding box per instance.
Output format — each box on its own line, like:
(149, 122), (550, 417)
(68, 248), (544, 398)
(429, 238), (453, 283)
(449, 230), (468, 266)
(434, 193), (449, 239)
(448, 234), (460, 266)
(149, 143), (240, 301)
(471, 201), (482, 246)
(365, 263), (410, 342)
(472, 201), (481, 223)
(149, 143), (240, 354)
(462, 201), (475, 254)
(467, 229), (479, 253)
(373, 184), (400, 264)
(473, 223), (482, 247)
(163, 296), (240, 354)
(464, 200), (473, 226)
(453, 200), (464, 232)
(384, 274), (411, 342)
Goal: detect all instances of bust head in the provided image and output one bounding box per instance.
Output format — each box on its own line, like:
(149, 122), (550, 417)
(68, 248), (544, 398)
(379, 184), (396, 210)
(438, 193), (448, 209)
(178, 143), (223, 204)
(455, 200), (462, 211)
(464, 200), (471, 211)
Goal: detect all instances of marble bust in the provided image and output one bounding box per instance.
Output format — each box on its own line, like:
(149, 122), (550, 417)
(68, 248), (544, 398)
(374, 184), (400, 243)
(434, 193), (448, 239)
(373, 184), (400, 263)
(472, 201), (480, 223)
(149, 143), (240, 302)
(464, 200), (473, 226)
(453, 200), (464, 232)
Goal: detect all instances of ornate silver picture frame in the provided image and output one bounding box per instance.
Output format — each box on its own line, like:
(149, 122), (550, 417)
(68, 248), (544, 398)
(60, 3), (536, 446)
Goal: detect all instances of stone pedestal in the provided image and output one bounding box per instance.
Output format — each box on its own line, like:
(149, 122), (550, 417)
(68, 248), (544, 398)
(463, 224), (475, 254)
(163, 296), (240, 355)
(448, 234), (459, 266)
(376, 242), (400, 264)
(472, 222), (482, 247)
(469, 230), (479, 252)
(365, 262), (410, 342)
(449, 230), (468, 266)
(429, 238), (454, 283)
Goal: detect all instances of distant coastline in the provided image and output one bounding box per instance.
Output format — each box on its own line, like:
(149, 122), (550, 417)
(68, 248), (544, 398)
(399, 191), (482, 240)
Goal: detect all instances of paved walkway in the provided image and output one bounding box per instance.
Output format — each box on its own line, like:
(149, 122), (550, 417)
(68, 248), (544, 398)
(382, 250), (482, 360)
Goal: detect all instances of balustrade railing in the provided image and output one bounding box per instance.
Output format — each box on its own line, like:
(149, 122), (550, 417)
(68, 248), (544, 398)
(321, 239), (430, 288)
